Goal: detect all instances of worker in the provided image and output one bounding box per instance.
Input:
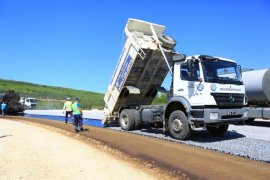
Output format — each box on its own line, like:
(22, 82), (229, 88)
(63, 97), (73, 124)
(1, 101), (7, 116)
(72, 97), (84, 132)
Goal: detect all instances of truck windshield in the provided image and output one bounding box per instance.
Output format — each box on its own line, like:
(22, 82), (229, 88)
(202, 59), (243, 85)
(29, 99), (36, 103)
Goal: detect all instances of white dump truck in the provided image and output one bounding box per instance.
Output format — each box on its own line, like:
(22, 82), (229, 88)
(103, 18), (248, 140)
(20, 97), (37, 110)
(242, 69), (270, 121)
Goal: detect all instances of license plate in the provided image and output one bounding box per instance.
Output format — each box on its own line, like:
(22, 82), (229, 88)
(228, 110), (236, 115)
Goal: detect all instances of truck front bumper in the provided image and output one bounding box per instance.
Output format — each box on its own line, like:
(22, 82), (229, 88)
(191, 107), (249, 123)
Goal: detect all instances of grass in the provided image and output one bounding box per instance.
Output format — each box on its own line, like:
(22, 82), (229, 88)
(36, 100), (65, 110)
(152, 93), (167, 105)
(0, 78), (167, 110)
(0, 79), (104, 110)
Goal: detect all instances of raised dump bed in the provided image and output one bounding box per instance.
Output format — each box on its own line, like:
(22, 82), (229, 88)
(103, 18), (176, 124)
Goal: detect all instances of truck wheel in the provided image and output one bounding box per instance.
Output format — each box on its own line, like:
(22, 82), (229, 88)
(246, 118), (255, 124)
(119, 109), (135, 130)
(168, 110), (191, 140)
(132, 110), (141, 130)
(158, 34), (176, 49)
(206, 124), (229, 135)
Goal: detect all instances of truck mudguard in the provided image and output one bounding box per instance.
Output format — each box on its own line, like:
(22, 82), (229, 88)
(164, 96), (192, 119)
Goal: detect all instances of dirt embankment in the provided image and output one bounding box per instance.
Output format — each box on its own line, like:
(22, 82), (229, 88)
(2, 116), (270, 179)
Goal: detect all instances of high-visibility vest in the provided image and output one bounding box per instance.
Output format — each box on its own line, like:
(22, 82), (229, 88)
(64, 101), (72, 111)
(72, 102), (81, 115)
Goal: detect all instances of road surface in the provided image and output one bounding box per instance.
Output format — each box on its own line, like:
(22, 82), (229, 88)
(1, 116), (270, 179)
(0, 118), (166, 179)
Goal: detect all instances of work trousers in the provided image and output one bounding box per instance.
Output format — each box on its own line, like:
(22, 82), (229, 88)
(74, 114), (83, 131)
(1, 109), (5, 116)
(65, 111), (73, 123)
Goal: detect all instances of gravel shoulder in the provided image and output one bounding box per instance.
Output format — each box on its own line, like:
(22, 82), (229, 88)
(3, 116), (270, 179)
(0, 118), (166, 179)
(108, 122), (270, 162)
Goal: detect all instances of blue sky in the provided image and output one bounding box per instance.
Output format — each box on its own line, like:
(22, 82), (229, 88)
(0, 0), (269, 93)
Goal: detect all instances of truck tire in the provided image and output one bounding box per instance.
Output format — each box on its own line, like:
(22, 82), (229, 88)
(158, 34), (176, 49)
(206, 124), (229, 135)
(119, 109), (135, 130)
(246, 118), (255, 124)
(133, 110), (141, 130)
(168, 110), (191, 140)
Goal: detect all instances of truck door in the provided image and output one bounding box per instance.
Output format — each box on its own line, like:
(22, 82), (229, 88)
(174, 59), (203, 105)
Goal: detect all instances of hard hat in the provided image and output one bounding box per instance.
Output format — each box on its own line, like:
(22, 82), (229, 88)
(66, 97), (70, 101)
(75, 97), (80, 101)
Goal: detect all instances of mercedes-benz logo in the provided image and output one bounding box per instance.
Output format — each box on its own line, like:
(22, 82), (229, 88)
(229, 94), (235, 102)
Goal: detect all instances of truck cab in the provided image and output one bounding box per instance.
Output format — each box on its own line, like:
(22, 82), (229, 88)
(164, 54), (248, 139)
(20, 97), (37, 110)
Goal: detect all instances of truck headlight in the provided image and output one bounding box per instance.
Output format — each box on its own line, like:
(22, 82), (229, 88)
(209, 112), (219, 120)
(243, 111), (248, 118)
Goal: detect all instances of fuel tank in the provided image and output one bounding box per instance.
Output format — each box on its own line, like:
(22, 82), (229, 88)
(242, 69), (270, 103)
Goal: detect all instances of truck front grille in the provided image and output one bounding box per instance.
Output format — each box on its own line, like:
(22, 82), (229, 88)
(211, 93), (244, 108)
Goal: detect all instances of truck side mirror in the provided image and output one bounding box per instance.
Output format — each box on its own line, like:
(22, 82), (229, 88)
(237, 65), (242, 75)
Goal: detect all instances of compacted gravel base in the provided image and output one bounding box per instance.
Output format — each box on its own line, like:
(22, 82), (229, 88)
(108, 123), (270, 162)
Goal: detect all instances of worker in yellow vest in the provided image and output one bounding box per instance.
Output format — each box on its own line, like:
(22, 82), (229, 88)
(72, 97), (83, 132)
(63, 97), (73, 124)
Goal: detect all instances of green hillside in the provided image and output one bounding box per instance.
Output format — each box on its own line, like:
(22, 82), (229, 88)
(0, 79), (104, 110)
(0, 78), (167, 110)
(152, 93), (167, 105)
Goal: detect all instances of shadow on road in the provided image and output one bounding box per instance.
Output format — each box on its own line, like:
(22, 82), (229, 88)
(246, 120), (270, 127)
(139, 128), (173, 138)
(81, 128), (89, 132)
(0, 135), (12, 139)
(189, 130), (246, 143)
(138, 128), (245, 143)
